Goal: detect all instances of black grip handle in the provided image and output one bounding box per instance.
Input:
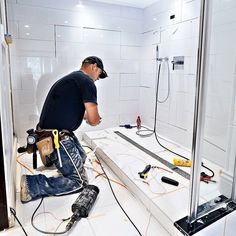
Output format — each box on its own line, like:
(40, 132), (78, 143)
(161, 176), (179, 186)
(138, 164), (152, 179)
(142, 164), (151, 174)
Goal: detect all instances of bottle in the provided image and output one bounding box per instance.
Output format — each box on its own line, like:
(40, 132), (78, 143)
(136, 116), (141, 130)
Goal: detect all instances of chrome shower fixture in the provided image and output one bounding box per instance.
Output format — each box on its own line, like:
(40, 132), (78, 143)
(157, 57), (169, 62)
(156, 45), (159, 61)
(155, 45), (169, 62)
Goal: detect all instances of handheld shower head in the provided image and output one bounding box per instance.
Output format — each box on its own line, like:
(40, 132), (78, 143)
(156, 45), (159, 61)
(156, 45), (168, 62)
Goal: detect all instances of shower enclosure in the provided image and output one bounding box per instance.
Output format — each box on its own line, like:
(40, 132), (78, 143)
(175, 0), (236, 234)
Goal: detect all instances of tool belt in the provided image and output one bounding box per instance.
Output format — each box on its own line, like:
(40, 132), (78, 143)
(35, 128), (73, 166)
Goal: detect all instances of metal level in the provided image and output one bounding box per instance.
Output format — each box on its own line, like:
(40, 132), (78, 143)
(114, 131), (190, 180)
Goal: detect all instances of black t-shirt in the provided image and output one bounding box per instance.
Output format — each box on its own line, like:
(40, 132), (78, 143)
(39, 71), (97, 131)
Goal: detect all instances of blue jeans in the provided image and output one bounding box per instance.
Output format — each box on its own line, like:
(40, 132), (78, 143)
(25, 135), (88, 201)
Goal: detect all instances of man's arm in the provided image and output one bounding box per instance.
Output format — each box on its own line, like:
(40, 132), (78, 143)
(84, 102), (101, 126)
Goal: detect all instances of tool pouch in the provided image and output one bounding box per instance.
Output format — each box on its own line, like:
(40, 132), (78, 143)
(36, 136), (54, 166)
(35, 129), (55, 166)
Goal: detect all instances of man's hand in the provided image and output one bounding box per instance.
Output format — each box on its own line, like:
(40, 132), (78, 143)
(86, 118), (101, 126)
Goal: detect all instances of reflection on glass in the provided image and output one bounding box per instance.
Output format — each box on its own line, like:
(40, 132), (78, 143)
(27, 57), (41, 81)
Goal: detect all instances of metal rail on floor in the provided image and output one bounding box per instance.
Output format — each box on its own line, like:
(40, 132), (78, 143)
(114, 131), (190, 180)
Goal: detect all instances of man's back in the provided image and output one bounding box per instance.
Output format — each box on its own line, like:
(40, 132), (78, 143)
(39, 71), (97, 131)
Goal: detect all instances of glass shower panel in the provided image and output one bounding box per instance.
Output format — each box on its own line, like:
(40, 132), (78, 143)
(175, 1), (236, 234)
(198, 0), (236, 206)
(0, 41), (14, 230)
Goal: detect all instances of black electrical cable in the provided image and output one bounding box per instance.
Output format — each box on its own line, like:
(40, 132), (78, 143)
(136, 62), (189, 159)
(53, 216), (71, 236)
(201, 162), (214, 178)
(137, 61), (215, 177)
(31, 197), (70, 235)
(82, 145), (143, 236)
(10, 207), (28, 236)
(95, 154), (142, 236)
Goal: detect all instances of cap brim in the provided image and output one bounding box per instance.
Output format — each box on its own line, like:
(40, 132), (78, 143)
(99, 70), (108, 79)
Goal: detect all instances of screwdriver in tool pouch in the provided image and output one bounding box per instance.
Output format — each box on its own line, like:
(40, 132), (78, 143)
(52, 129), (62, 168)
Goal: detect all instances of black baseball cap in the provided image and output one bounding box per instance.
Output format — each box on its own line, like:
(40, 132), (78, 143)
(82, 56), (108, 78)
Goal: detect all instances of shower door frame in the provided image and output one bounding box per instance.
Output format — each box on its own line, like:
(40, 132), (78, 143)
(175, 0), (236, 234)
(0, 115), (8, 230)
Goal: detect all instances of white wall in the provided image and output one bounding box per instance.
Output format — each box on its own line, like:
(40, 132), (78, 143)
(7, 0), (143, 139)
(7, 0), (236, 170)
(140, 0), (200, 148)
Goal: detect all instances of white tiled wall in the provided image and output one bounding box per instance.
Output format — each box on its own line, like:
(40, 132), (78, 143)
(7, 0), (236, 173)
(140, 0), (200, 149)
(7, 0), (143, 138)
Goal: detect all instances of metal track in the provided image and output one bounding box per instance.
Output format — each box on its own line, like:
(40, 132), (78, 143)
(114, 131), (190, 180)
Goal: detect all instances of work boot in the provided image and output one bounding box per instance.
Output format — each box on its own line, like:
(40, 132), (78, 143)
(20, 175), (32, 203)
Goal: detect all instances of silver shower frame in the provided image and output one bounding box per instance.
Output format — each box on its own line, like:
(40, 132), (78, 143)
(188, 0), (210, 223)
(188, 0), (236, 223)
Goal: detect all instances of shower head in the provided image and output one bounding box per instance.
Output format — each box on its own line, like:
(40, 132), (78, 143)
(155, 45), (168, 62)
(156, 45), (159, 61)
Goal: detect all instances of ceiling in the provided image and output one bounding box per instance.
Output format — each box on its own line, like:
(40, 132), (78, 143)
(90, 0), (158, 9)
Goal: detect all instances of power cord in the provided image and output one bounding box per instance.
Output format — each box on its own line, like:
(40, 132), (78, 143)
(10, 207), (28, 236)
(53, 220), (66, 235)
(31, 197), (70, 235)
(201, 163), (214, 178)
(83, 145), (143, 236)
